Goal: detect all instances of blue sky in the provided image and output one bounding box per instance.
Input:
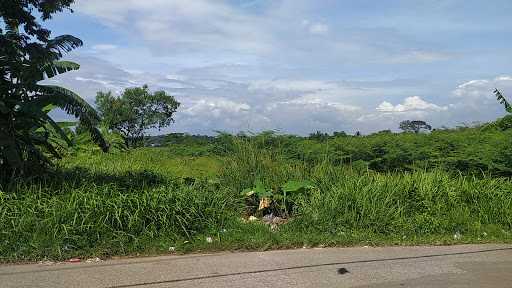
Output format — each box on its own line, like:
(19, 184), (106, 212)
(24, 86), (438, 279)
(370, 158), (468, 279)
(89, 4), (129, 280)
(44, 0), (512, 135)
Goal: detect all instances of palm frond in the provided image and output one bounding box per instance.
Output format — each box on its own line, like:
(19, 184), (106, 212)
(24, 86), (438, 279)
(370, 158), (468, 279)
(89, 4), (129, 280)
(46, 35), (83, 56)
(42, 114), (73, 147)
(23, 138), (55, 165)
(31, 85), (109, 152)
(494, 89), (512, 113)
(41, 60), (80, 80)
(34, 85), (101, 124)
(37, 142), (62, 160)
(15, 104), (72, 147)
(56, 121), (78, 128)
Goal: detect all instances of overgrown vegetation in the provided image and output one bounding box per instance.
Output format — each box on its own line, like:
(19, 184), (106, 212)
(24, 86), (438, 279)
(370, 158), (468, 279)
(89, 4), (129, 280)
(2, 119), (512, 261)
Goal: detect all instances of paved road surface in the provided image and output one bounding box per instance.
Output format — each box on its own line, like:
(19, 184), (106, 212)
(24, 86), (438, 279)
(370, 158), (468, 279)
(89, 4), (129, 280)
(1, 244), (512, 287)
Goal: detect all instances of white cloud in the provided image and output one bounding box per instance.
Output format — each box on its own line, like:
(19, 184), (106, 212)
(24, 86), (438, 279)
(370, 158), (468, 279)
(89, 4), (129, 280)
(452, 75), (512, 101)
(444, 75), (512, 124)
(496, 76), (512, 81)
(308, 23), (329, 35)
(73, 0), (471, 74)
(48, 54), (512, 135)
(76, 0), (274, 55)
(91, 44), (118, 51)
(287, 99), (360, 112)
(385, 51), (452, 64)
(183, 98), (250, 117)
(301, 20), (329, 35)
(356, 96), (452, 131)
(74, 76), (112, 86)
(376, 96), (448, 113)
(249, 80), (337, 92)
(47, 56), (374, 134)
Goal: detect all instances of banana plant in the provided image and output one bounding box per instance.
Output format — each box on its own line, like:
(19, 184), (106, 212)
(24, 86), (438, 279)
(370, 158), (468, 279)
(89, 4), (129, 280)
(1, 5), (108, 178)
(241, 179), (316, 217)
(241, 179), (273, 211)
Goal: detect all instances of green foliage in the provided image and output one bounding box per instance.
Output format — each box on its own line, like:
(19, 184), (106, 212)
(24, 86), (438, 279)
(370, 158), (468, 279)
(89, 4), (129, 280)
(308, 131), (330, 142)
(281, 180), (315, 193)
(225, 127), (512, 176)
(0, 1), (75, 42)
(293, 167), (512, 236)
(495, 89), (512, 113)
(399, 120), (432, 133)
(154, 124), (512, 177)
(95, 85), (180, 148)
(0, 0), (107, 180)
(66, 125), (126, 154)
(240, 179), (316, 217)
(495, 115), (512, 131)
(0, 176), (239, 261)
(2, 142), (512, 261)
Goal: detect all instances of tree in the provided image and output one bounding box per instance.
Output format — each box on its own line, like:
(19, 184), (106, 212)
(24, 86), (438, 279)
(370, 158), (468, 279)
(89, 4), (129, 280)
(399, 120), (432, 134)
(96, 85), (180, 148)
(1, 1), (108, 178)
(308, 131), (329, 142)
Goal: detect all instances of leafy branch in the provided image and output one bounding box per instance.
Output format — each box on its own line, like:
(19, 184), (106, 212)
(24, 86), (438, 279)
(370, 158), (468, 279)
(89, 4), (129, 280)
(494, 88), (512, 113)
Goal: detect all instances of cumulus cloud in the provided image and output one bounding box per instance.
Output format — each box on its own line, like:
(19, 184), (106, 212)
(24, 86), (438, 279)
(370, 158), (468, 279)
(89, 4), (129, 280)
(183, 98), (250, 117)
(452, 75), (512, 101)
(376, 96), (448, 113)
(437, 75), (512, 125)
(353, 96), (450, 132)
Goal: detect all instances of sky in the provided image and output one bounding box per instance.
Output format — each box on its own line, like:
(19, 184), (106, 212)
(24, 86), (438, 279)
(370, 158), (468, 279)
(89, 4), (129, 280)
(42, 0), (512, 135)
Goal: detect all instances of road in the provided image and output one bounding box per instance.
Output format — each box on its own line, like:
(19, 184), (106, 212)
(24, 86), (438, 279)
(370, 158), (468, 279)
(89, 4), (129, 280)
(1, 244), (512, 287)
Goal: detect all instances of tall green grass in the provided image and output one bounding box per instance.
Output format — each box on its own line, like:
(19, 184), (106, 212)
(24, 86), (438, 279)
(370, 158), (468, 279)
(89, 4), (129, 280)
(294, 168), (512, 235)
(0, 178), (240, 261)
(1, 138), (512, 261)
(220, 137), (512, 236)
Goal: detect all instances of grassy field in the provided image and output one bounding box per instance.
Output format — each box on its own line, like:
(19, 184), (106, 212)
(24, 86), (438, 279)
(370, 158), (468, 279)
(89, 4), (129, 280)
(2, 130), (512, 262)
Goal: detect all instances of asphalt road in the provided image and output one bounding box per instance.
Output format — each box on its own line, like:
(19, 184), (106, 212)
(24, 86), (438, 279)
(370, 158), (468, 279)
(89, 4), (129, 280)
(1, 244), (512, 287)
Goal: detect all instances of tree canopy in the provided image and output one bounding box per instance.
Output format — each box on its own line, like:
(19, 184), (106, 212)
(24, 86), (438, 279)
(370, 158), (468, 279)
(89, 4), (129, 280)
(399, 120), (432, 134)
(96, 85), (180, 147)
(0, 0), (75, 41)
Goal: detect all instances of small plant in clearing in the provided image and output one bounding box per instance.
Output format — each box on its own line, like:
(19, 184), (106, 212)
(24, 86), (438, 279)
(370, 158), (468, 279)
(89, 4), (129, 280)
(241, 179), (317, 218)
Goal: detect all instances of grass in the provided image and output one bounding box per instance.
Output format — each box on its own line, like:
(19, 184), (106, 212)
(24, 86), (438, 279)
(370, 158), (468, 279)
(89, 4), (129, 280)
(1, 140), (512, 262)
(60, 147), (221, 179)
